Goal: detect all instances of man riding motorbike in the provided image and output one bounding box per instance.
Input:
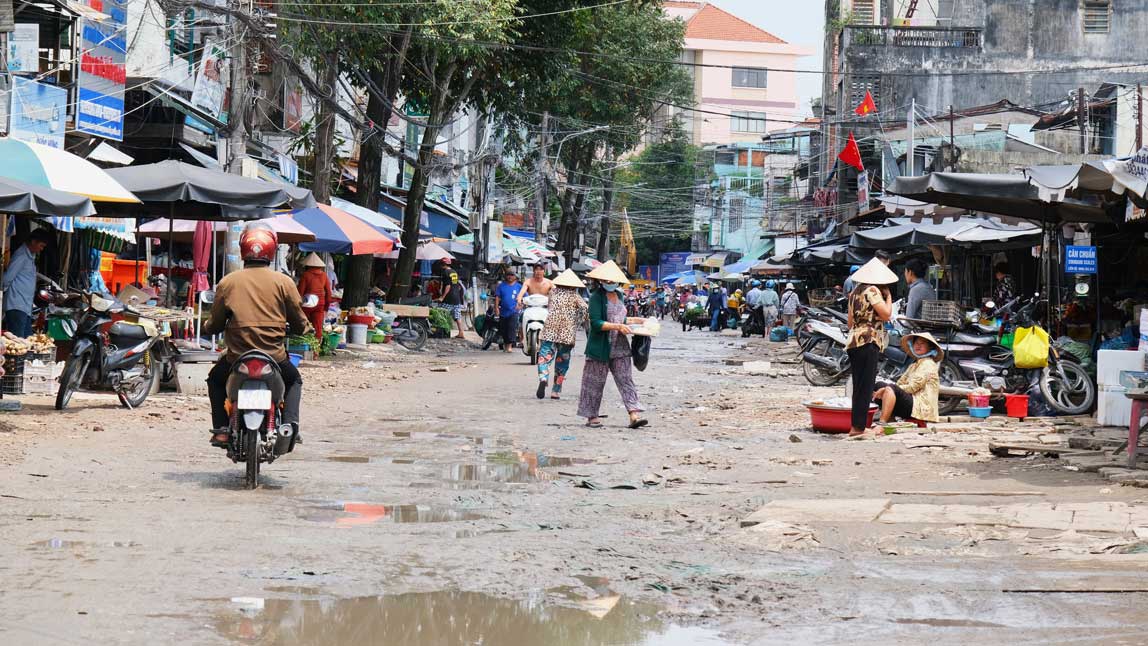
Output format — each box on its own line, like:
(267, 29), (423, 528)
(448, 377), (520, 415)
(204, 223), (311, 448)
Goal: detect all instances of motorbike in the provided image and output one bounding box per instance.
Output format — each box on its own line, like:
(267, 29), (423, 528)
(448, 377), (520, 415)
(521, 293), (549, 365)
(55, 292), (164, 411)
(476, 297), (500, 350)
(224, 349), (297, 489)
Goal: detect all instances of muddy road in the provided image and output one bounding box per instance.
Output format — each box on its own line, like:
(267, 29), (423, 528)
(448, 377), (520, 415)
(2, 325), (1148, 645)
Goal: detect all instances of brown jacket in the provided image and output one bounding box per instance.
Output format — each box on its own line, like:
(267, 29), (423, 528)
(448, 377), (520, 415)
(204, 266), (310, 362)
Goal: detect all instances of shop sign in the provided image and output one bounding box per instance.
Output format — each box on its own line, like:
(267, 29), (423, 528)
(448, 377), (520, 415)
(9, 77), (67, 149)
(659, 251), (690, 280)
(76, 0), (127, 140)
(9, 24), (39, 73)
(484, 220), (504, 264)
(1064, 245), (1097, 274)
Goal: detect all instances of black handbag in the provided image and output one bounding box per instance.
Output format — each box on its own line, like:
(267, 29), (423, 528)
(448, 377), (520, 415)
(631, 335), (651, 371)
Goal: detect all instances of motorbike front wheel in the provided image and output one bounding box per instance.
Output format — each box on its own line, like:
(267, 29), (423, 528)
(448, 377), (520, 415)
(1040, 359), (1095, 416)
(394, 318), (429, 351)
(55, 352), (91, 410)
(244, 428), (260, 490)
(802, 337), (846, 387)
(481, 323), (499, 350)
(937, 358), (964, 416)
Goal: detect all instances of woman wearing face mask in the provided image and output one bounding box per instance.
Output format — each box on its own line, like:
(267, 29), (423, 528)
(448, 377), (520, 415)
(870, 332), (944, 431)
(578, 261), (648, 429)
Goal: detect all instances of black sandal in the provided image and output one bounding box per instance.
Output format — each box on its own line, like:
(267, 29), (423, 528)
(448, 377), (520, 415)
(209, 430), (231, 447)
(628, 418), (649, 429)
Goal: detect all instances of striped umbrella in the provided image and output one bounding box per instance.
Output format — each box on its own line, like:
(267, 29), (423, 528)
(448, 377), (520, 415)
(0, 137), (137, 203)
(287, 204), (396, 255)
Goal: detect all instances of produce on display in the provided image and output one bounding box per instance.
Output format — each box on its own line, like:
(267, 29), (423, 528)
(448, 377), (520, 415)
(3, 332), (55, 356)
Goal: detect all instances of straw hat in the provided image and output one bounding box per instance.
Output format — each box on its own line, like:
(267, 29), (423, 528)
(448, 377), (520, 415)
(901, 331), (944, 361)
(303, 252), (325, 268)
(850, 257), (899, 285)
(552, 269), (585, 289)
(586, 260), (631, 285)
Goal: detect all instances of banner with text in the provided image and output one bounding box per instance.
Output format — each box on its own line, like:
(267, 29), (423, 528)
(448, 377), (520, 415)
(76, 0), (127, 140)
(9, 77), (67, 149)
(659, 251), (691, 282)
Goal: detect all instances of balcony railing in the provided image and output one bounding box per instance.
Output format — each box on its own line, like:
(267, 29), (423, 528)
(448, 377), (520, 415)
(845, 25), (983, 48)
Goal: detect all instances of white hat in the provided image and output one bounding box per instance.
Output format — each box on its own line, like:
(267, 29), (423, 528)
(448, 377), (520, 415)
(785, 282), (795, 290)
(902, 331), (944, 361)
(303, 252), (325, 268)
(586, 260), (631, 285)
(850, 257), (899, 285)
(552, 269), (585, 289)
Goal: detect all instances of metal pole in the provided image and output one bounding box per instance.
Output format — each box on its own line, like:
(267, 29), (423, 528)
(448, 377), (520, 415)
(1138, 83), (1143, 151)
(907, 98), (915, 176)
(1077, 88), (1087, 155)
(534, 112), (549, 243)
(949, 105), (956, 171)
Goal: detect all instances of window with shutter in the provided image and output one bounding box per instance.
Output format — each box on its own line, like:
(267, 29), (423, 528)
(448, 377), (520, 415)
(1083, 1), (1111, 33)
(852, 0), (876, 24)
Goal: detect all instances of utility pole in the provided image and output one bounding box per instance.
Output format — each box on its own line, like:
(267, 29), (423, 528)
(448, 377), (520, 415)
(1137, 83), (1143, 151)
(948, 105), (955, 171)
(224, 0), (252, 275)
(907, 98), (915, 176)
(1077, 87), (1087, 154)
(534, 112), (549, 243)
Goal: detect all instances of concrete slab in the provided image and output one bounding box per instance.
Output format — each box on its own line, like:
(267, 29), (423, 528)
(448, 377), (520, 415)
(1002, 504), (1074, 531)
(1070, 508), (1132, 533)
(740, 498), (890, 527)
(879, 503), (1015, 526)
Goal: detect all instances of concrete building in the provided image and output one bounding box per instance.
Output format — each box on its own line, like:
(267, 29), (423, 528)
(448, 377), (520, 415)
(661, 1), (812, 146)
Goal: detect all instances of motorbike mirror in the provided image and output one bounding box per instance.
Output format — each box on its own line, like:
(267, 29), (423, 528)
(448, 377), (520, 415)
(302, 294), (320, 309)
(200, 290), (215, 305)
(984, 301), (995, 310)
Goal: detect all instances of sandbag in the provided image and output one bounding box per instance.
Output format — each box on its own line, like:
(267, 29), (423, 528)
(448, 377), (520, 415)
(631, 335), (651, 371)
(1013, 325), (1050, 369)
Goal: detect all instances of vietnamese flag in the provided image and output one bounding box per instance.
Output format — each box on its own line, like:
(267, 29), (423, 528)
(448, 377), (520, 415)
(854, 90), (877, 116)
(837, 132), (864, 171)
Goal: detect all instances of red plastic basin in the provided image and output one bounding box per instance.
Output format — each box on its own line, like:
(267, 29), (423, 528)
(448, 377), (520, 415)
(348, 314), (375, 326)
(806, 402), (877, 433)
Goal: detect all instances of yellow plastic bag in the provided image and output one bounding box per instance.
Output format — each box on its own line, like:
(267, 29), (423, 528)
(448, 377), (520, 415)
(1013, 325), (1049, 369)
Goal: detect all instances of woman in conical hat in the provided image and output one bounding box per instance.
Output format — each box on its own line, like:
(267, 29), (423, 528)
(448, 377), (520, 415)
(297, 252), (332, 333)
(871, 332), (944, 429)
(535, 269), (588, 400)
(578, 261), (648, 429)
(844, 257), (898, 436)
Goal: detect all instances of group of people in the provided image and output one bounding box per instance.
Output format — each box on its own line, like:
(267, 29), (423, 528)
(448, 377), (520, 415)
(670, 279), (799, 334)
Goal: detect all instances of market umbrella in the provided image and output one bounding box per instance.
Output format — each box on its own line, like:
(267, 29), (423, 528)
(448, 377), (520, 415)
(188, 220), (212, 306)
(379, 241), (452, 261)
(289, 204), (396, 255)
(330, 196), (404, 233)
(104, 160), (315, 220)
(0, 176), (96, 217)
(0, 137), (138, 203)
(889, 172), (1116, 224)
(137, 215), (317, 244)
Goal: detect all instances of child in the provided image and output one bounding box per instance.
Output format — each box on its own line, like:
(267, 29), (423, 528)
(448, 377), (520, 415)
(872, 332), (943, 427)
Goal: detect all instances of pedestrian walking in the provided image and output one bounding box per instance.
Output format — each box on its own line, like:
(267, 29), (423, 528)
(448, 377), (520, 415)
(578, 261), (648, 429)
(438, 266), (468, 339)
(493, 269), (523, 352)
(297, 252), (332, 334)
(762, 279), (780, 333)
(844, 258), (898, 436)
(706, 284), (725, 331)
(780, 282), (800, 331)
(2, 229), (51, 337)
(536, 269), (588, 400)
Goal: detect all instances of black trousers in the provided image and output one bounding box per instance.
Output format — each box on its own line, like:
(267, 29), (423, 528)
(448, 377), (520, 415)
(847, 343), (880, 429)
(498, 315), (519, 347)
(207, 358), (302, 430)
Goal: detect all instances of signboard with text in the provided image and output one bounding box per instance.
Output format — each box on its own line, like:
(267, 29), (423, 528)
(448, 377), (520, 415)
(76, 0), (127, 140)
(1065, 245), (1097, 274)
(659, 251), (690, 281)
(8, 23), (38, 73)
(9, 77), (67, 149)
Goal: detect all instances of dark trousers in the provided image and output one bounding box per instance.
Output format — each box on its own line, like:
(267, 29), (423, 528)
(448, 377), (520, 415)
(847, 343), (880, 429)
(207, 358), (303, 430)
(3, 310), (32, 337)
(498, 315), (519, 348)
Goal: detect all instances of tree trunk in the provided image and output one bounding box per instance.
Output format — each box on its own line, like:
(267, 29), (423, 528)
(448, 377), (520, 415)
(344, 68), (394, 307)
(388, 119), (443, 303)
(309, 52), (338, 204)
(596, 169), (615, 260)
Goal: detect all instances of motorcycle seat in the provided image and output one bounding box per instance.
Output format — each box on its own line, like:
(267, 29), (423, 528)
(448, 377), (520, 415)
(109, 321), (149, 340)
(952, 331), (996, 345)
(826, 308), (847, 322)
(972, 323), (998, 334)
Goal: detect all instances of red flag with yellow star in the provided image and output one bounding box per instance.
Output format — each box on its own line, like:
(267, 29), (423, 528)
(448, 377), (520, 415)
(854, 90), (877, 116)
(837, 132), (864, 171)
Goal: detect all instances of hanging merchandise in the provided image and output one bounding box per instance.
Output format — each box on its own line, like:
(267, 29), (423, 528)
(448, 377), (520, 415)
(1013, 325), (1050, 369)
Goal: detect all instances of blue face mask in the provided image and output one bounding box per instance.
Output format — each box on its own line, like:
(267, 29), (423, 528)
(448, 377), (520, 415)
(913, 348), (939, 359)
(602, 283), (618, 292)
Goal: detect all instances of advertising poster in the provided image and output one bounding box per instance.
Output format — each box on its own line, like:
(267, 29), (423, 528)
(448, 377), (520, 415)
(9, 77), (67, 149)
(190, 36), (229, 122)
(659, 251), (691, 281)
(76, 0), (127, 140)
(8, 23), (39, 73)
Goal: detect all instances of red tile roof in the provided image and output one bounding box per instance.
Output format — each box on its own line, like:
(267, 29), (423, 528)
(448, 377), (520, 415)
(683, 3), (787, 44)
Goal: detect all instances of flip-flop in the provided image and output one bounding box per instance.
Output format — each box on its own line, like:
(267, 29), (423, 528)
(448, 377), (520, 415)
(550, 394), (561, 400)
(628, 418), (649, 429)
(586, 421), (604, 428)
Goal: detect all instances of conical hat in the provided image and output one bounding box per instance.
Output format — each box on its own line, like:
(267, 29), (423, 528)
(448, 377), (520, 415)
(303, 252), (325, 268)
(586, 260), (631, 284)
(552, 269), (585, 289)
(850, 257), (898, 285)
(901, 331), (944, 361)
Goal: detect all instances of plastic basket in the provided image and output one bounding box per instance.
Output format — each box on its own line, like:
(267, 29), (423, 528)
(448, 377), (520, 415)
(921, 300), (962, 327)
(807, 288), (835, 307)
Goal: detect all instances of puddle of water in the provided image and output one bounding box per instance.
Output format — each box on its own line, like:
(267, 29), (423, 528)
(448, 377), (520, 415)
(215, 590), (732, 645)
(299, 502), (486, 527)
(325, 456), (416, 465)
(391, 431), (512, 446)
(441, 451), (597, 484)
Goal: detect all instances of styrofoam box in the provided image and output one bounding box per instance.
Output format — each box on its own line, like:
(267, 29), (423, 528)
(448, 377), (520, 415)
(1098, 386), (1134, 427)
(1098, 350), (1146, 387)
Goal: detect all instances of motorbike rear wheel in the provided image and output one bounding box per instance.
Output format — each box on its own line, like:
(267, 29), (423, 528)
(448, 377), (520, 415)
(1040, 358), (1095, 416)
(118, 349), (159, 409)
(528, 331), (540, 365)
(802, 337), (846, 387)
(244, 428), (260, 490)
(55, 352), (91, 411)
(937, 358), (964, 416)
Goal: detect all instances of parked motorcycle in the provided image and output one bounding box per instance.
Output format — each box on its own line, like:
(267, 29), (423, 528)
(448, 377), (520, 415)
(55, 292), (164, 411)
(521, 293), (549, 365)
(476, 296), (500, 350)
(223, 350), (297, 489)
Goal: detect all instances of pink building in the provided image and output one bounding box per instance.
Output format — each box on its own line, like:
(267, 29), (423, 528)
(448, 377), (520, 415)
(662, 2), (812, 145)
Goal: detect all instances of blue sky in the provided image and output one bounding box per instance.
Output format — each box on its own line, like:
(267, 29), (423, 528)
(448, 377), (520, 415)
(709, 0), (825, 115)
